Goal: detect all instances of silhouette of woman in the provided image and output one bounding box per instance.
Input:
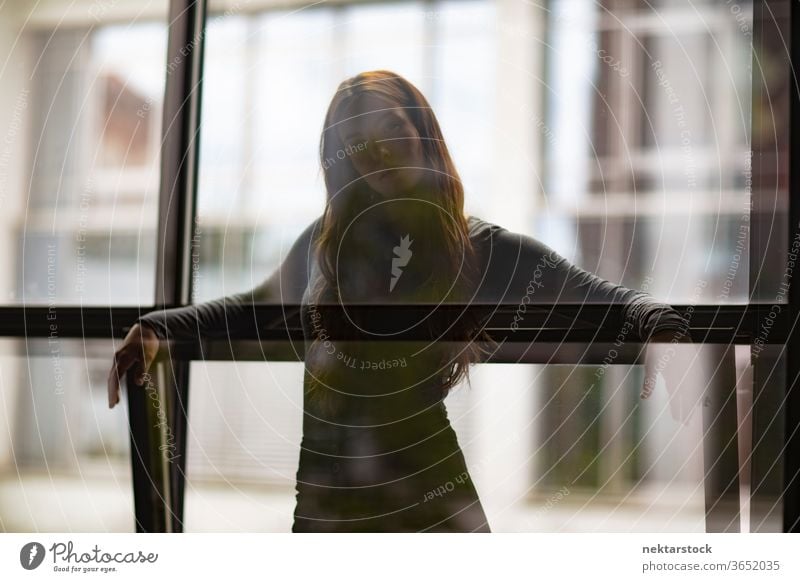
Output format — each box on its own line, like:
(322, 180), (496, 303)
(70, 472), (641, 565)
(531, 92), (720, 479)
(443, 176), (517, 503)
(108, 70), (689, 532)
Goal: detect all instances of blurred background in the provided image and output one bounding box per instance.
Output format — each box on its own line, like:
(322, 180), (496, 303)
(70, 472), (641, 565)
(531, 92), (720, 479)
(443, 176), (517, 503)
(1, 0), (785, 532)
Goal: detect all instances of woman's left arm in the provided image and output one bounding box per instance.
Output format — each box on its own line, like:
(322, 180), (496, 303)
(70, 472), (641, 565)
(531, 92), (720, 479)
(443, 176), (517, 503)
(476, 222), (690, 341)
(475, 221), (696, 419)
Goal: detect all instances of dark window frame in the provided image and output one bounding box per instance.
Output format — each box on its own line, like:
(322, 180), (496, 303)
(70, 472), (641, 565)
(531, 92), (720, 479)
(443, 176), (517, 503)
(0, 0), (796, 533)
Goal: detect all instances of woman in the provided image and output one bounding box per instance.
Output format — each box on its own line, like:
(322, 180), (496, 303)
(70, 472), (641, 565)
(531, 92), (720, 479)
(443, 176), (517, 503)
(108, 70), (690, 532)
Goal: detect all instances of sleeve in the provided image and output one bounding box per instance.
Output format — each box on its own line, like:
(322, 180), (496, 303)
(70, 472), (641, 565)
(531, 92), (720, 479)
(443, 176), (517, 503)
(474, 221), (689, 341)
(137, 216), (322, 341)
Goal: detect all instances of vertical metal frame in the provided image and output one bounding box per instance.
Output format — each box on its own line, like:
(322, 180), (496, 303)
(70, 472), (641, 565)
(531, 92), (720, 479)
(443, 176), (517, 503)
(702, 344), (741, 532)
(127, 0), (206, 533)
(783, 0), (800, 533)
(749, 0), (798, 533)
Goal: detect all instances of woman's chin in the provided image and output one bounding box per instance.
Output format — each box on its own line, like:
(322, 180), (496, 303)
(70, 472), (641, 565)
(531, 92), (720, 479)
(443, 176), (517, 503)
(371, 179), (428, 200)
(367, 184), (403, 199)
(362, 169), (433, 200)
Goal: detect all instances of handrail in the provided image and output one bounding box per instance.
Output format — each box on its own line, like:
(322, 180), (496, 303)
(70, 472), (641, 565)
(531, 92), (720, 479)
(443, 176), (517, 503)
(0, 303), (780, 344)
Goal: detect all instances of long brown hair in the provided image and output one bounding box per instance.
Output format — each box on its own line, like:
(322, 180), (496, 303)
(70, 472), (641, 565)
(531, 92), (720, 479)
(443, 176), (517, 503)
(305, 70), (489, 413)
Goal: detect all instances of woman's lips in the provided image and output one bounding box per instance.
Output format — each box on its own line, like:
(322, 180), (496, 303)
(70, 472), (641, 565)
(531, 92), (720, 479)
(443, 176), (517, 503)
(379, 168), (398, 180)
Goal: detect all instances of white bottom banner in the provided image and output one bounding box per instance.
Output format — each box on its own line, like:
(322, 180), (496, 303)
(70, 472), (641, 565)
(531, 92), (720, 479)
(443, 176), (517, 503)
(1, 533), (798, 581)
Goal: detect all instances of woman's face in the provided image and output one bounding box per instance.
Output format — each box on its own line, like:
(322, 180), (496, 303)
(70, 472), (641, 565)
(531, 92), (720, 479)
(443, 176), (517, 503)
(335, 93), (430, 198)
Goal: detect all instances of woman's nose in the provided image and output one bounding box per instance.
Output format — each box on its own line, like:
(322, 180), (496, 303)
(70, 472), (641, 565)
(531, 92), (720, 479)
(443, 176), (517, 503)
(368, 139), (391, 164)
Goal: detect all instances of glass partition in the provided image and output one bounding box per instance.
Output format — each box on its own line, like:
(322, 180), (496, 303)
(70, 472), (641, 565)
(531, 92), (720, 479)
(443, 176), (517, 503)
(193, 0), (757, 306)
(0, 339), (132, 532)
(178, 340), (783, 532)
(0, 0), (168, 306)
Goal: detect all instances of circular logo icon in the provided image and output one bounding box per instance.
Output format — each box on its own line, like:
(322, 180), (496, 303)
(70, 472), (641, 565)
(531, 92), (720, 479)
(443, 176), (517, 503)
(19, 542), (45, 570)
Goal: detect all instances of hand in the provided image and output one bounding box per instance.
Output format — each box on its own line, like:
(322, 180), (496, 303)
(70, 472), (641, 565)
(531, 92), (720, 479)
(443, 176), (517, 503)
(641, 328), (700, 424)
(107, 323), (160, 409)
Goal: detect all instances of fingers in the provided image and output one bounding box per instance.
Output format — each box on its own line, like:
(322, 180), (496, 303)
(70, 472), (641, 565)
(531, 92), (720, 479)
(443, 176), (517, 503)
(665, 382), (683, 423)
(641, 367), (657, 399)
(665, 370), (701, 426)
(108, 323), (161, 410)
(131, 358), (147, 387)
(107, 347), (138, 409)
(107, 355), (123, 409)
(642, 366), (691, 424)
(658, 361), (691, 424)
(642, 343), (713, 426)
(641, 344), (660, 400)
(107, 364), (119, 409)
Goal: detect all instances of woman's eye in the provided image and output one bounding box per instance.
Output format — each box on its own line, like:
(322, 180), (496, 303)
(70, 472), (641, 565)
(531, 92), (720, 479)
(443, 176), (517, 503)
(383, 120), (402, 132)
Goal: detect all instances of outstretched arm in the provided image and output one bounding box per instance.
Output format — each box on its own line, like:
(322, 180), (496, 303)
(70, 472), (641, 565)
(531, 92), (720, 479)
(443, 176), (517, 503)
(471, 219), (689, 341)
(137, 216), (322, 341)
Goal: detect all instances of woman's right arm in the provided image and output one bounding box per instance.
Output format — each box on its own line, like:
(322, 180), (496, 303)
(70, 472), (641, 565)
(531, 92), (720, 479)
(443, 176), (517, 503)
(107, 216), (322, 408)
(137, 216), (322, 341)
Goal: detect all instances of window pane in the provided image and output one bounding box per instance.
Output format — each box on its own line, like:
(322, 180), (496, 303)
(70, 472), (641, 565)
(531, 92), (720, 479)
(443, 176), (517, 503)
(185, 0), (779, 534)
(194, 1), (759, 306)
(544, 0), (755, 303)
(0, 1), (168, 305)
(193, 8), (339, 301)
(0, 339), (132, 532)
(182, 342), (783, 532)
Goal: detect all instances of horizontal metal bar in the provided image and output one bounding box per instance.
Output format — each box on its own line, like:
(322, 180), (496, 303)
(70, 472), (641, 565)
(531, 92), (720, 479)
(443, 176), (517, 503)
(0, 303), (786, 344)
(162, 338), (710, 366)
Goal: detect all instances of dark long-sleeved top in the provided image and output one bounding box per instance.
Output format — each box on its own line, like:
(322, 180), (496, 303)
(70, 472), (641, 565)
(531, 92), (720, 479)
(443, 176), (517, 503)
(138, 215), (688, 532)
